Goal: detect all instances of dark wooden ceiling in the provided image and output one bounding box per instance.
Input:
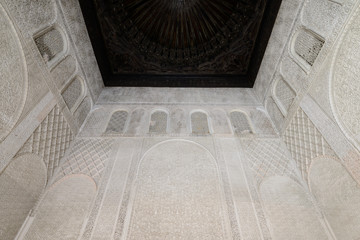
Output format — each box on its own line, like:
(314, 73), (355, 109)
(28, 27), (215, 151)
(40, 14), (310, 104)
(79, 0), (282, 87)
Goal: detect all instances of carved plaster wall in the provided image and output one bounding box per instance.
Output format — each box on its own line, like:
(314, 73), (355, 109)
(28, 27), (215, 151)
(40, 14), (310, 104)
(0, 0), (103, 238)
(257, 0), (360, 237)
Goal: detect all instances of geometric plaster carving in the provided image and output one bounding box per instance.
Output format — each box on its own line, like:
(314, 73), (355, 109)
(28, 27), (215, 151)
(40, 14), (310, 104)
(309, 156), (360, 240)
(0, 3), (27, 142)
(332, 7), (360, 151)
(17, 105), (74, 181)
(230, 111), (253, 134)
(0, 154), (46, 240)
(61, 76), (84, 112)
(50, 55), (77, 90)
(34, 26), (66, 67)
(74, 96), (92, 129)
(250, 109), (277, 136)
(266, 97), (284, 132)
(301, 0), (341, 38)
(4, 0), (56, 33)
(191, 111), (210, 135)
(283, 108), (336, 181)
(24, 175), (96, 239)
(149, 110), (168, 134)
(260, 176), (328, 239)
(54, 138), (114, 183)
(292, 28), (324, 69)
(241, 139), (298, 185)
(274, 77), (296, 114)
(126, 140), (230, 239)
(105, 110), (128, 134)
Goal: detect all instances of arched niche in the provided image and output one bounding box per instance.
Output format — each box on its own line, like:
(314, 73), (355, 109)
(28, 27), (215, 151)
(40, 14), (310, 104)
(105, 110), (129, 134)
(24, 174), (96, 239)
(61, 76), (85, 112)
(149, 110), (168, 134)
(34, 25), (68, 67)
(229, 110), (253, 134)
(126, 140), (230, 239)
(191, 111), (210, 135)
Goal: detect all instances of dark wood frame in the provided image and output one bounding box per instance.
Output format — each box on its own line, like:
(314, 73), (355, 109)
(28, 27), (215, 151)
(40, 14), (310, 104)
(78, 0), (282, 88)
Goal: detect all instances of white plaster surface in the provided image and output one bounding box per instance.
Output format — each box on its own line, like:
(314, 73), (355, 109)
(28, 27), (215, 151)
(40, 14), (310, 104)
(2, 0), (360, 237)
(310, 156), (360, 240)
(0, 154), (46, 240)
(24, 174), (96, 240)
(260, 176), (329, 240)
(0, 2), (27, 142)
(126, 140), (231, 239)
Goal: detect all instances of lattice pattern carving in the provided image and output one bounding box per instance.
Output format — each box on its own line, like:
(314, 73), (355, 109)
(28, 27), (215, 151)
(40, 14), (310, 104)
(35, 27), (64, 63)
(266, 97), (284, 132)
(105, 111), (128, 134)
(74, 97), (91, 128)
(149, 111), (168, 134)
(274, 77), (296, 113)
(191, 112), (210, 135)
(17, 105), (74, 181)
(62, 77), (83, 111)
(294, 29), (324, 66)
(54, 138), (114, 183)
(241, 139), (298, 185)
(250, 110), (277, 136)
(283, 108), (336, 181)
(230, 111), (252, 134)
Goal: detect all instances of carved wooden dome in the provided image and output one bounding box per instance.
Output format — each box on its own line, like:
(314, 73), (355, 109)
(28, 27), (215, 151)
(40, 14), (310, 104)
(80, 0), (282, 86)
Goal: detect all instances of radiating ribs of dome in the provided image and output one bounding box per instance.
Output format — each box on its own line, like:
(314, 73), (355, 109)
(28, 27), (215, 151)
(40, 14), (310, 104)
(95, 0), (267, 75)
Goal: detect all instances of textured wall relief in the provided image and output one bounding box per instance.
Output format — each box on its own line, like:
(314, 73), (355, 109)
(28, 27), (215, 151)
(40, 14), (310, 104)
(250, 109), (277, 136)
(0, 154), (46, 240)
(230, 111), (253, 134)
(292, 28), (324, 69)
(265, 97), (284, 132)
(260, 176), (328, 239)
(126, 109), (146, 135)
(301, 0), (341, 38)
(105, 110), (128, 134)
(4, 0), (56, 34)
(274, 76), (296, 114)
(125, 140), (231, 239)
(53, 138), (113, 184)
(34, 26), (66, 66)
(241, 139), (298, 185)
(24, 175), (96, 240)
(61, 76), (84, 112)
(309, 156), (360, 240)
(0, 3), (27, 142)
(17, 105), (74, 181)
(210, 109), (232, 135)
(191, 112), (210, 135)
(50, 55), (77, 90)
(74, 96), (92, 129)
(149, 111), (168, 134)
(170, 109), (187, 134)
(283, 108), (336, 181)
(332, 8), (360, 151)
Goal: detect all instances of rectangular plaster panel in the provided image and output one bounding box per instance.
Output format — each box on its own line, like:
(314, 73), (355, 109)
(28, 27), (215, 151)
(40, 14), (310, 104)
(97, 88), (260, 106)
(254, 0), (303, 103)
(58, 0), (104, 102)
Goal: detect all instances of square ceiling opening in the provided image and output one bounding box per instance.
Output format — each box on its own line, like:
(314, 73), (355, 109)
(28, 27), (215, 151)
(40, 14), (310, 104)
(79, 0), (282, 87)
